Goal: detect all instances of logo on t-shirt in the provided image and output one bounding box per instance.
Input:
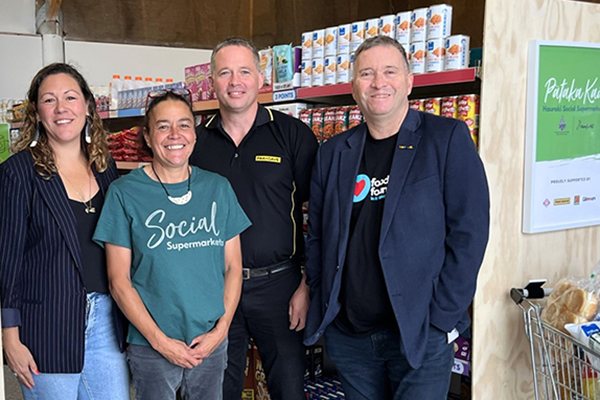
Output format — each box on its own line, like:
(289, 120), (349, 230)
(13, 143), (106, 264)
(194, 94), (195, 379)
(353, 174), (389, 203)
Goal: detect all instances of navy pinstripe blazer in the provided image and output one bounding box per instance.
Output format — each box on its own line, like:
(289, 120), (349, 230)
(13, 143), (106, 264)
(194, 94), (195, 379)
(0, 150), (123, 373)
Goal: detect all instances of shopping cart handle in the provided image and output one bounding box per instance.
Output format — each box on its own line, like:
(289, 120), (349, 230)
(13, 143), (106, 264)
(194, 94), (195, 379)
(511, 280), (550, 304)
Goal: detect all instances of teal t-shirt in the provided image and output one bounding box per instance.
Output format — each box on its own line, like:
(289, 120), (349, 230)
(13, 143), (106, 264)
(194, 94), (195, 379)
(93, 166), (251, 347)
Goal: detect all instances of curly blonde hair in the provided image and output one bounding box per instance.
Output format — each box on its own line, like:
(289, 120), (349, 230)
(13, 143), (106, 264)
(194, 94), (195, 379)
(12, 63), (111, 177)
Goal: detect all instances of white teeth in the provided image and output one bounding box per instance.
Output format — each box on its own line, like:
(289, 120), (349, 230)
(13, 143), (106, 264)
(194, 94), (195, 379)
(166, 145), (184, 150)
(55, 119), (72, 124)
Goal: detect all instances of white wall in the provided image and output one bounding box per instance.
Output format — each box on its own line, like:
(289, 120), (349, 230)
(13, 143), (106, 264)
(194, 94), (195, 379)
(0, 0), (36, 34)
(0, 34), (43, 100)
(65, 41), (212, 88)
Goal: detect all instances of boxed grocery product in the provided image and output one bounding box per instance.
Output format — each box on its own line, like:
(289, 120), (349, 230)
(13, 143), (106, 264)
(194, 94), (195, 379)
(445, 35), (470, 70)
(301, 31), (312, 61)
(301, 60), (312, 88)
(379, 14), (395, 39)
(348, 106), (362, 129)
(396, 11), (411, 44)
(324, 26), (338, 57)
(337, 54), (351, 84)
(427, 4), (453, 40)
(195, 63), (215, 101)
(312, 58), (325, 87)
(365, 18), (379, 39)
(335, 106), (349, 135)
(351, 21), (365, 52)
(312, 29), (325, 59)
(411, 7), (428, 42)
(299, 108), (312, 127)
(410, 42), (426, 74)
(267, 102), (308, 119)
(324, 56), (337, 85)
(184, 66), (198, 102)
(338, 24), (351, 54)
(311, 108), (324, 141)
(426, 38), (445, 72)
(323, 108), (336, 141)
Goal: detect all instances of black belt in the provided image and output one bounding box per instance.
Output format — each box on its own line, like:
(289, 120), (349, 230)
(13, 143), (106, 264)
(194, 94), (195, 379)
(242, 259), (299, 280)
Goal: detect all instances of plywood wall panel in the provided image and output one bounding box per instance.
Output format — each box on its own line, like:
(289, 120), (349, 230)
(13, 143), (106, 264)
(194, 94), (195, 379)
(474, 0), (600, 399)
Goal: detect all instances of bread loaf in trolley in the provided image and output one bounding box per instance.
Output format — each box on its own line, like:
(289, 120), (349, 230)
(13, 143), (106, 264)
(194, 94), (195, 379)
(542, 280), (599, 334)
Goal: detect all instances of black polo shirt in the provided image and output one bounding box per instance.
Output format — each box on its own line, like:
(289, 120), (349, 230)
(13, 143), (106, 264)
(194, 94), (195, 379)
(190, 105), (318, 269)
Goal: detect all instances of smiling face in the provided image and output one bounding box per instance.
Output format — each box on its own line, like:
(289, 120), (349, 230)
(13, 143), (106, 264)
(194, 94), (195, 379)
(35, 73), (89, 149)
(351, 45), (414, 124)
(211, 45), (263, 116)
(144, 99), (196, 170)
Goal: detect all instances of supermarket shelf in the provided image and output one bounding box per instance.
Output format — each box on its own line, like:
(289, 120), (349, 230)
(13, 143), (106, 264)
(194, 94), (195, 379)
(116, 161), (149, 170)
(9, 121), (24, 129)
(192, 92), (273, 113)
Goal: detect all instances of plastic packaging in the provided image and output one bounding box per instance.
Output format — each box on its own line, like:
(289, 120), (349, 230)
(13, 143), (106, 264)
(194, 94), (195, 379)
(273, 44), (294, 83)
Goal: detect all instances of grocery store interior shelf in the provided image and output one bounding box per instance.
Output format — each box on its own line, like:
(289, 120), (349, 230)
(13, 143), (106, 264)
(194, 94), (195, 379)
(116, 161), (149, 170)
(192, 92), (273, 112)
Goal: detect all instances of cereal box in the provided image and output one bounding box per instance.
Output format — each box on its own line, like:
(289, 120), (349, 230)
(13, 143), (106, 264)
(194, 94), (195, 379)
(411, 8), (428, 42)
(323, 108), (337, 141)
(425, 97), (441, 115)
(324, 26), (338, 56)
(337, 54), (351, 83)
(195, 63), (215, 101)
(348, 106), (362, 129)
(324, 56), (337, 85)
(365, 18), (379, 39)
(409, 99), (425, 111)
(445, 35), (470, 70)
(312, 29), (325, 58)
(395, 11), (411, 44)
(410, 42), (426, 75)
(184, 66), (199, 103)
(301, 60), (312, 88)
(335, 106), (349, 135)
(311, 58), (324, 87)
(379, 14), (395, 39)
(441, 96), (458, 118)
(426, 38), (445, 72)
(427, 4), (453, 40)
(338, 24), (351, 54)
(301, 31), (313, 60)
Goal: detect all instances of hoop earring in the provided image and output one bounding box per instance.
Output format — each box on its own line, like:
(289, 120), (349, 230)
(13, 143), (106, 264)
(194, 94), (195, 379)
(30, 123), (40, 147)
(85, 116), (92, 144)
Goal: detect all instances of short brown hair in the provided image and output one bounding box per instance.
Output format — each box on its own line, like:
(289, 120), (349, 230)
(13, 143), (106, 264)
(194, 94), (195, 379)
(353, 36), (410, 75)
(210, 37), (261, 74)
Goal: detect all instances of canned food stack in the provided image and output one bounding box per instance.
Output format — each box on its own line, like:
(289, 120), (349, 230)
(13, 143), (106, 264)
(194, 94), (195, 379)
(300, 105), (363, 143)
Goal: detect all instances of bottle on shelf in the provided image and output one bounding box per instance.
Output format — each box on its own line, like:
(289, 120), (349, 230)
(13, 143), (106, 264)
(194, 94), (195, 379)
(123, 75), (135, 90)
(134, 76), (144, 89)
(145, 77), (154, 88)
(109, 74), (123, 110)
(154, 78), (164, 89)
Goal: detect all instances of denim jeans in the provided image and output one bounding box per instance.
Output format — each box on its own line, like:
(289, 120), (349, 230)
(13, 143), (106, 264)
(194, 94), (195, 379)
(324, 322), (454, 400)
(20, 293), (129, 400)
(127, 337), (227, 400)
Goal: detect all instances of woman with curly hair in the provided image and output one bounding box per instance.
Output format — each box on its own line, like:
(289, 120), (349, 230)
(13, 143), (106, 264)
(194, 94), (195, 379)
(0, 63), (129, 399)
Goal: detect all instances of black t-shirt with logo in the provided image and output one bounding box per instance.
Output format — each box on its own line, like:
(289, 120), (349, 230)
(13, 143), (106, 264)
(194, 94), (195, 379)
(336, 131), (398, 336)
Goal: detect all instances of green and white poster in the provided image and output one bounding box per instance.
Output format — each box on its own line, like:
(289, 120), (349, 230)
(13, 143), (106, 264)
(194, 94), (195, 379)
(0, 124), (10, 163)
(523, 41), (600, 233)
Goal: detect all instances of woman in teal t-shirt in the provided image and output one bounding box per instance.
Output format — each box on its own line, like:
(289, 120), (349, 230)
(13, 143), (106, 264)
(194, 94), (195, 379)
(93, 90), (251, 400)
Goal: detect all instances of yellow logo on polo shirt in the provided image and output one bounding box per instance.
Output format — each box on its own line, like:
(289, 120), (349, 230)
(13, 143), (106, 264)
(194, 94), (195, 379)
(255, 155), (281, 163)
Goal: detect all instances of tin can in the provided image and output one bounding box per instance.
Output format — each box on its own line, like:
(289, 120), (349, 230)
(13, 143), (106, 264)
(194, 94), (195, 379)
(311, 108), (324, 141)
(301, 31), (313, 60)
(445, 35), (470, 70)
(312, 58), (325, 86)
(425, 97), (441, 115)
(325, 26), (338, 56)
(337, 54), (351, 84)
(335, 106), (349, 135)
(313, 29), (325, 58)
(323, 108), (337, 141)
(396, 12), (411, 44)
(301, 60), (312, 88)
(457, 94), (480, 129)
(365, 18), (379, 39)
(348, 106), (363, 129)
(324, 56), (337, 85)
(338, 24), (351, 54)
(427, 4), (453, 40)
(379, 14), (395, 39)
(441, 96), (458, 118)
(351, 21), (365, 52)
(411, 7), (428, 42)
(410, 42), (426, 75)
(426, 38), (445, 72)
(409, 99), (425, 111)
(299, 108), (312, 127)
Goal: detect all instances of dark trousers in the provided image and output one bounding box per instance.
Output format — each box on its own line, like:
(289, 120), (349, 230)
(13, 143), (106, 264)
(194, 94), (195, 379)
(223, 267), (306, 400)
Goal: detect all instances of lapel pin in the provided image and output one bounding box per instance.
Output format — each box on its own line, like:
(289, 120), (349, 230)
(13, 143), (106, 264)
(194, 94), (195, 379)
(398, 145), (414, 150)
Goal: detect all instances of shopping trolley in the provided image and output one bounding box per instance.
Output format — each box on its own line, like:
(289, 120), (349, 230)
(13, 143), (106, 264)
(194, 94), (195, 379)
(511, 280), (600, 400)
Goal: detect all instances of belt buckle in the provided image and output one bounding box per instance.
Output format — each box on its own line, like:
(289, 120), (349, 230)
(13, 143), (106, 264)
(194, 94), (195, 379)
(242, 268), (251, 280)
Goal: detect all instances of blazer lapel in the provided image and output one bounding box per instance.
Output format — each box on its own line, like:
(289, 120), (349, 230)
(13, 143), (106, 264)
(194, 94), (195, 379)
(337, 126), (367, 263)
(380, 110), (422, 243)
(34, 173), (84, 277)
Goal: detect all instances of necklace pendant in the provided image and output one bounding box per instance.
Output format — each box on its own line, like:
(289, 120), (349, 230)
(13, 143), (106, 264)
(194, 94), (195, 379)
(167, 190), (193, 205)
(85, 206), (96, 214)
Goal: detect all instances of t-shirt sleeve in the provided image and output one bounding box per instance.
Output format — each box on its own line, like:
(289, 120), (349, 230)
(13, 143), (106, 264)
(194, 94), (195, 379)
(222, 180), (251, 241)
(93, 184), (133, 249)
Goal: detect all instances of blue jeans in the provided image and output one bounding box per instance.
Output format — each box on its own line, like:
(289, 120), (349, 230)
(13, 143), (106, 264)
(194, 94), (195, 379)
(20, 293), (129, 400)
(324, 323), (454, 400)
(128, 337), (227, 400)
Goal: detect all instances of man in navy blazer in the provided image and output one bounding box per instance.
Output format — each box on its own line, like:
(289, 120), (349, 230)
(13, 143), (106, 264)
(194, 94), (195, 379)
(304, 36), (489, 399)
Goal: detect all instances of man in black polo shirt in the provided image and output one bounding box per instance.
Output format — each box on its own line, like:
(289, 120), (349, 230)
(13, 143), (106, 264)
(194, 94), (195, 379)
(190, 37), (318, 400)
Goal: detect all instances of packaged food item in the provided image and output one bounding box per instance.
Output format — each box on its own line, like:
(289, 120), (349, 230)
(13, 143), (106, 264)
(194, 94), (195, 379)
(427, 4), (453, 40)
(351, 21), (365, 52)
(542, 278), (600, 334)
(365, 18), (379, 39)
(424, 98), (441, 115)
(325, 26), (338, 56)
(410, 42), (426, 75)
(348, 106), (362, 129)
(401, 43), (411, 62)
(337, 54), (351, 84)
(110, 74), (123, 110)
(259, 48), (274, 87)
(350, 53), (356, 78)
(299, 108), (312, 127)
(409, 99), (425, 111)
(311, 108), (324, 141)
(457, 94), (479, 129)
(441, 96), (458, 118)
(323, 108), (336, 141)
(311, 58), (325, 87)
(379, 14), (395, 39)
(312, 29), (325, 58)
(301, 31), (313, 60)
(395, 11), (411, 44)
(338, 24), (351, 54)
(301, 60), (312, 88)
(445, 35), (470, 70)
(411, 7), (428, 43)
(335, 106), (349, 135)
(273, 44), (294, 83)
(324, 56), (337, 85)
(426, 38), (445, 72)
(195, 64), (214, 101)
